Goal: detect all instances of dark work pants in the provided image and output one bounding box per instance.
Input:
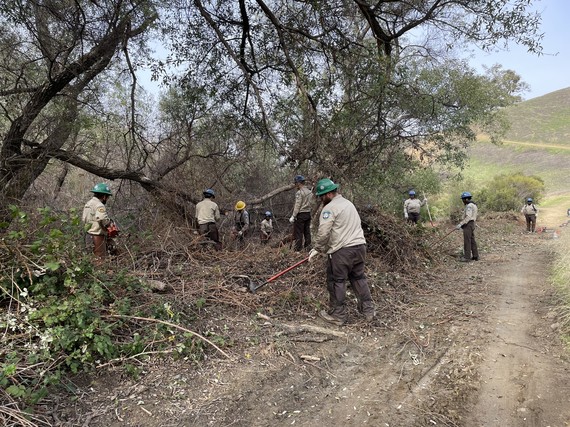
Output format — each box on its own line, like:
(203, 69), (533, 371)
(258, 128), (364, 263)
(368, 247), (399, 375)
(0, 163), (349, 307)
(462, 221), (479, 259)
(407, 212), (420, 224)
(199, 223), (222, 250)
(294, 212), (311, 251)
(326, 244), (374, 322)
(525, 214), (536, 232)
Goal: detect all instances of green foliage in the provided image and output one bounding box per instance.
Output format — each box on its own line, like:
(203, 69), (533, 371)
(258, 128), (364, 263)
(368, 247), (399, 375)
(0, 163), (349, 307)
(349, 162), (442, 218)
(0, 208), (214, 409)
(477, 172), (544, 212)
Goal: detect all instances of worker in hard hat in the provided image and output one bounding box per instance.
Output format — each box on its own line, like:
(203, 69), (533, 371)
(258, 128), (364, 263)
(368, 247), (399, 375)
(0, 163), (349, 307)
(82, 183), (113, 261)
(195, 189), (222, 250)
(260, 211), (273, 244)
(403, 190), (427, 224)
(289, 175), (314, 251)
(309, 178), (375, 326)
(233, 200), (250, 243)
(456, 191), (479, 262)
(520, 197), (538, 233)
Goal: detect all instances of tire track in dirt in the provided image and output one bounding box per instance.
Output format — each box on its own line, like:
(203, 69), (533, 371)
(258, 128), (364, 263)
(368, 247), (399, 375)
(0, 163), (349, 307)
(465, 243), (570, 427)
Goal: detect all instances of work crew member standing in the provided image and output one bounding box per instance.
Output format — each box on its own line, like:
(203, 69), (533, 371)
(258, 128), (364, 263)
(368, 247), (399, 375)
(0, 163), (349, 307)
(82, 183), (113, 261)
(456, 191), (479, 262)
(309, 178), (375, 326)
(290, 175), (313, 251)
(195, 189), (222, 250)
(233, 201), (250, 242)
(260, 211), (273, 244)
(521, 198), (538, 233)
(403, 190), (426, 224)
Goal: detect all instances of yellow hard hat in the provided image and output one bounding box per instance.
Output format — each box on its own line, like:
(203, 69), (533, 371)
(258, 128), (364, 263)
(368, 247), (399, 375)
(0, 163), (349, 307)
(235, 200), (246, 210)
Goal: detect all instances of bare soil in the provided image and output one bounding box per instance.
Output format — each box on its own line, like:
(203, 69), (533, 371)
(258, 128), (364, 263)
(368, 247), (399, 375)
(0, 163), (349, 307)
(43, 217), (570, 427)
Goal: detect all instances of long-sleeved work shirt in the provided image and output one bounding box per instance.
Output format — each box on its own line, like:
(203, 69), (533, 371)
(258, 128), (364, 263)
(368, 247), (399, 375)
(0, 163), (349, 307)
(313, 194), (366, 255)
(195, 199), (221, 225)
(404, 198), (425, 214)
(521, 204), (538, 215)
(292, 186), (313, 218)
(458, 202), (478, 227)
(82, 197), (111, 235)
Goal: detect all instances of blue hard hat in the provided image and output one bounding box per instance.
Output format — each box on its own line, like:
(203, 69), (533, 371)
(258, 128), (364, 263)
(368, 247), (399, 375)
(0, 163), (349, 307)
(527, 198), (533, 202)
(265, 211), (272, 217)
(460, 191), (472, 199)
(294, 175), (305, 183)
(409, 190), (416, 196)
(203, 189), (215, 198)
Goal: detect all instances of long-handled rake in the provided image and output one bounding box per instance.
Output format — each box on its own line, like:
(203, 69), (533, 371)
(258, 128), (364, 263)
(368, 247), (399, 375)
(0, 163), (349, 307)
(236, 256), (310, 294)
(430, 228), (457, 250)
(423, 192), (435, 227)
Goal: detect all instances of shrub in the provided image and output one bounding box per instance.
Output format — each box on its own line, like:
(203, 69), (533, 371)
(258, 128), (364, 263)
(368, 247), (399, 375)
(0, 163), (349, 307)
(477, 172), (544, 212)
(0, 206), (208, 418)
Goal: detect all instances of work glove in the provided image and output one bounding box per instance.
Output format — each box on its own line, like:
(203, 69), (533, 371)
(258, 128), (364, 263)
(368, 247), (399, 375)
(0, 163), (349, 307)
(404, 213), (408, 219)
(289, 216), (295, 224)
(455, 224), (462, 230)
(308, 248), (319, 263)
(424, 198), (428, 203)
(238, 231), (243, 237)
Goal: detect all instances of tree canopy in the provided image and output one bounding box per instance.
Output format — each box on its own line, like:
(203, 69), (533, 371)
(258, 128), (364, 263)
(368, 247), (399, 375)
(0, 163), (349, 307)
(0, 0), (543, 224)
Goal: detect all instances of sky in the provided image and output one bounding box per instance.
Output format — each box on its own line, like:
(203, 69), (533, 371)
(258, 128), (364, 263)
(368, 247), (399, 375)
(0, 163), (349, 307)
(469, 0), (570, 100)
(139, 0), (569, 101)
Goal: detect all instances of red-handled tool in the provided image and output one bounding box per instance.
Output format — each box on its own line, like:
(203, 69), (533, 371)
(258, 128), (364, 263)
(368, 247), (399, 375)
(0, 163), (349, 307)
(240, 256), (310, 294)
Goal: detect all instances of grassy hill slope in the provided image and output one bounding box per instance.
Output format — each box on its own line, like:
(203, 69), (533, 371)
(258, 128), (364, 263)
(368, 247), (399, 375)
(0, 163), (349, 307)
(465, 88), (570, 226)
(504, 87), (570, 145)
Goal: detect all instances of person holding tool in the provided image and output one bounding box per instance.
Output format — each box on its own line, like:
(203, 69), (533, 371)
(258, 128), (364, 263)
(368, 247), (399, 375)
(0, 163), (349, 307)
(260, 211), (273, 244)
(82, 183), (114, 262)
(403, 190), (427, 224)
(289, 175), (313, 251)
(308, 178), (375, 326)
(456, 191), (479, 262)
(233, 200), (250, 244)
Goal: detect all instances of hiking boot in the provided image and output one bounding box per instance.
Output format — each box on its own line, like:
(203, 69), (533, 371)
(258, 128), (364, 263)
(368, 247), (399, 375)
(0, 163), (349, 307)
(471, 257), (479, 261)
(459, 257), (471, 262)
(318, 310), (345, 326)
(364, 313), (375, 322)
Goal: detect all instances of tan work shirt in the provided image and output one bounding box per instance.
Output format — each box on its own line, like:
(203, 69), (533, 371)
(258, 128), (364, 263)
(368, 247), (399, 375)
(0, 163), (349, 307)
(521, 204), (538, 215)
(292, 186), (313, 217)
(195, 199), (221, 225)
(404, 198), (425, 214)
(82, 196), (110, 235)
(260, 218), (273, 235)
(313, 194), (366, 255)
(458, 202), (478, 227)
(234, 210), (250, 233)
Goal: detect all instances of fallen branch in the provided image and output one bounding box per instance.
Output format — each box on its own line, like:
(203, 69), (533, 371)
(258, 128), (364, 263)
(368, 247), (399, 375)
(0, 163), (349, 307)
(103, 314), (231, 359)
(257, 312), (346, 338)
(281, 323), (346, 337)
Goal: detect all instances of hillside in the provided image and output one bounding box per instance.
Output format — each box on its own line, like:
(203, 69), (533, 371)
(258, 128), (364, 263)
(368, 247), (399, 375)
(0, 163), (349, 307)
(504, 87), (570, 144)
(468, 87), (570, 227)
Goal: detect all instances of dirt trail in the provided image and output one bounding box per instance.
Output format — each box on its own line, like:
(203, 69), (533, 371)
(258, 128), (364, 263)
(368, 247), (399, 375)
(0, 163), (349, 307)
(466, 243), (570, 427)
(501, 139), (570, 151)
(51, 221), (570, 427)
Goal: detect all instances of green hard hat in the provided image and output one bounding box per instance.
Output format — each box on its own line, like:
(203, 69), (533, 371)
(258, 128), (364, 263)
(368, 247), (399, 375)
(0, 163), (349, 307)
(90, 183), (112, 195)
(315, 178), (339, 196)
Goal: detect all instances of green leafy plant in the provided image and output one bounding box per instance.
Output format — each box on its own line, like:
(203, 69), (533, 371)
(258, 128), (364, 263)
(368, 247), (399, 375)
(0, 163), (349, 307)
(477, 172), (545, 212)
(0, 207), (213, 415)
